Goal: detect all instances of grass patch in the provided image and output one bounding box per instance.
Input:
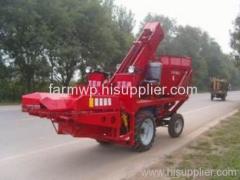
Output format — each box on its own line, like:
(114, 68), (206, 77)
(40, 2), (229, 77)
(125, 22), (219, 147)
(169, 111), (240, 180)
(131, 111), (240, 180)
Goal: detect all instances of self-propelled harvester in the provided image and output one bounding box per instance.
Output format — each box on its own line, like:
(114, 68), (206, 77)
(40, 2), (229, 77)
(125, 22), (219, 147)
(22, 22), (192, 151)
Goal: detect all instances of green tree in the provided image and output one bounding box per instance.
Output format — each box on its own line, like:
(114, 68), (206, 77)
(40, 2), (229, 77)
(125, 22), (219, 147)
(106, 5), (135, 70)
(231, 15), (240, 68)
(0, 0), (135, 91)
(43, 0), (134, 85)
(0, 0), (51, 92)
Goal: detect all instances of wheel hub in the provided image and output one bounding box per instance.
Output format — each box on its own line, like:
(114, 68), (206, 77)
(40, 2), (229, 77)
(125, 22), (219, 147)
(174, 119), (183, 134)
(140, 118), (154, 146)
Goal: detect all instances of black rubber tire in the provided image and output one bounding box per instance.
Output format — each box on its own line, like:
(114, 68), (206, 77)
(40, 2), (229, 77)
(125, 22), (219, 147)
(168, 113), (184, 138)
(211, 94), (214, 101)
(96, 140), (111, 146)
(222, 95), (226, 101)
(133, 111), (156, 152)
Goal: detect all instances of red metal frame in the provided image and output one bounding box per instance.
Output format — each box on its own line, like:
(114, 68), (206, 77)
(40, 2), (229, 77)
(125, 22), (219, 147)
(22, 22), (192, 147)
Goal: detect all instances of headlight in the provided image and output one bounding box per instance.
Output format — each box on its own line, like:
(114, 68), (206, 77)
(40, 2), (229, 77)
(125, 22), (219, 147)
(128, 66), (135, 73)
(85, 66), (92, 73)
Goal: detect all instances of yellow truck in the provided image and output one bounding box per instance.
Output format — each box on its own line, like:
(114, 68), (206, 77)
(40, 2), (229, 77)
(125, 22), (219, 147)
(210, 78), (229, 101)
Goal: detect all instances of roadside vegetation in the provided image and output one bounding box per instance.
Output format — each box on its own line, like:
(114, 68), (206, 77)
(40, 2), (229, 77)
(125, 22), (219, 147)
(134, 111), (240, 180)
(0, 0), (240, 102)
(0, 102), (20, 106)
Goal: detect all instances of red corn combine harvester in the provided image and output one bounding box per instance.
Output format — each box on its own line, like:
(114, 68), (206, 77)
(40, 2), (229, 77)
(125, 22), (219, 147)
(22, 22), (192, 151)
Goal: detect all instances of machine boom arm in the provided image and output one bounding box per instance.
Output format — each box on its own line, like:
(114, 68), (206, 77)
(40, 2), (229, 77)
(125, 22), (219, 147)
(111, 22), (164, 84)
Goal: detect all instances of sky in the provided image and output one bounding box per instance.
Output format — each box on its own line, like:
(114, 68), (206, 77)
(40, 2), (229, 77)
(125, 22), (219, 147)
(115, 0), (240, 53)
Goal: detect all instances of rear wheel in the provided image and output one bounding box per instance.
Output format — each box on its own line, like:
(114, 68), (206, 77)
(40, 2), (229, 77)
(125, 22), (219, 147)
(211, 94), (214, 101)
(133, 111), (156, 152)
(168, 113), (184, 138)
(222, 95), (226, 101)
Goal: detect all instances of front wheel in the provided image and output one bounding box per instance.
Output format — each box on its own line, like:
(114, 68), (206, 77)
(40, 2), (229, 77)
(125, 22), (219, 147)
(133, 111), (156, 152)
(168, 113), (184, 138)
